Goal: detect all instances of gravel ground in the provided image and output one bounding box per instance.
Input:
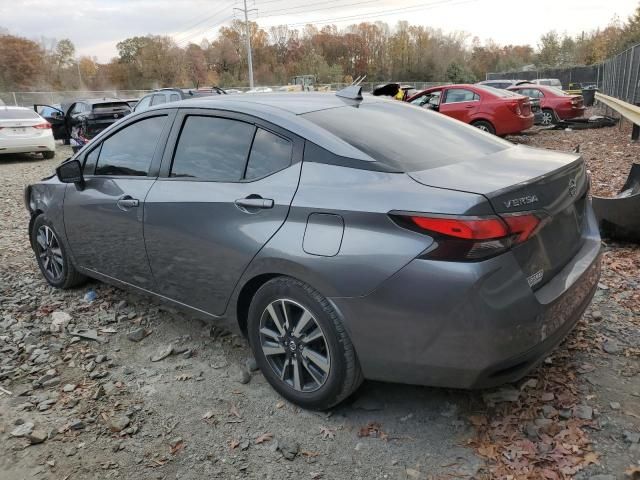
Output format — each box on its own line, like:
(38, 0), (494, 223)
(1, 116), (638, 480)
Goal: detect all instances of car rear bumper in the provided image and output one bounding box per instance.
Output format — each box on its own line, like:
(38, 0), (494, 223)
(557, 106), (586, 120)
(497, 114), (534, 135)
(0, 135), (55, 154)
(330, 204), (601, 388)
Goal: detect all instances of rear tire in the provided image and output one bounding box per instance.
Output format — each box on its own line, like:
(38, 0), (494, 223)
(42, 151), (55, 159)
(541, 108), (557, 126)
(471, 120), (496, 135)
(247, 277), (363, 410)
(31, 215), (86, 289)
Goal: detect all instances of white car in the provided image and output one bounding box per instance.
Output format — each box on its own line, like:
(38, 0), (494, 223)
(0, 106), (56, 159)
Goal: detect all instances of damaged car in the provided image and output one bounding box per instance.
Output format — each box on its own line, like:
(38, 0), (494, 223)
(36, 98), (131, 151)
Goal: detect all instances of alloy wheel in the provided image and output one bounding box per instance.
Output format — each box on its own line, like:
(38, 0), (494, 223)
(259, 299), (331, 392)
(541, 111), (554, 125)
(36, 225), (64, 282)
(476, 125), (490, 132)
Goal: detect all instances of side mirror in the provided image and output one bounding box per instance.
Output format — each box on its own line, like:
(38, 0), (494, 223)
(56, 159), (84, 187)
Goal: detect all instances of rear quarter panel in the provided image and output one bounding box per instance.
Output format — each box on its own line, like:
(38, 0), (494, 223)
(230, 162), (493, 307)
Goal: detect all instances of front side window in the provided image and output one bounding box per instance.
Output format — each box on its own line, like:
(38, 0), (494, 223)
(245, 129), (292, 180)
(443, 89), (478, 103)
(94, 115), (167, 176)
(171, 116), (255, 181)
(151, 94), (167, 106)
(135, 95), (152, 111)
(83, 145), (101, 175)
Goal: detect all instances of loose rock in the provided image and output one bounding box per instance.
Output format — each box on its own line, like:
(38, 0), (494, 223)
(127, 328), (148, 343)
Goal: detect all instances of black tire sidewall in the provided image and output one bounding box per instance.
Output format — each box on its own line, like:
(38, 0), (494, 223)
(247, 278), (348, 410)
(31, 215), (70, 289)
(472, 120), (495, 135)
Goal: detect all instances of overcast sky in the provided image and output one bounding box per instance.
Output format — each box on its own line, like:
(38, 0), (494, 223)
(1, 0), (637, 62)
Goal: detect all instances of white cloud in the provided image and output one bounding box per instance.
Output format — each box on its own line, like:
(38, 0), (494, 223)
(1, 0), (637, 62)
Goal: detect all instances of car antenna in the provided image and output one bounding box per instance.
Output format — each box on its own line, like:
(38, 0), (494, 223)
(336, 75), (366, 101)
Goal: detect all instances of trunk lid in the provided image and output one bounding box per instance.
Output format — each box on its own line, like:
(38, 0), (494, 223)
(408, 145), (589, 288)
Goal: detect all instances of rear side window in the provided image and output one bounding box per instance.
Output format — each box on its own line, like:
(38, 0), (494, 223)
(303, 102), (511, 172)
(169, 93), (180, 102)
(171, 116), (255, 181)
(245, 129), (292, 180)
(95, 115), (166, 176)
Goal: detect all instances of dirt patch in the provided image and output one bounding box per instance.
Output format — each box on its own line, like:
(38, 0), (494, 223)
(1, 123), (638, 480)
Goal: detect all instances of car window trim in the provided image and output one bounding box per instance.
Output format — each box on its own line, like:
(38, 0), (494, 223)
(157, 107), (303, 183)
(79, 109), (177, 180)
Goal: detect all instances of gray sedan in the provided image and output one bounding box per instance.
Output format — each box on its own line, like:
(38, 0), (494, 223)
(25, 90), (601, 410)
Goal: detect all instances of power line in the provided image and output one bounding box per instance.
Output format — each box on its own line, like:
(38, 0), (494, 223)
(258, 0), (382, 18)
(174, 14), (234, 46)
(172, 1), (237, 42)
(284, 0), (483, 27)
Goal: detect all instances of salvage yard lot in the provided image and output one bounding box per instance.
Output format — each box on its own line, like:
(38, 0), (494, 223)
(1, 115), (639, 479)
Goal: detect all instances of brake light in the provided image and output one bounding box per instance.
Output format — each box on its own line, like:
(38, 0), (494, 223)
(392, 212), (543, 261)
(33, 123), (52, 129)
(410, 216), (508, 240)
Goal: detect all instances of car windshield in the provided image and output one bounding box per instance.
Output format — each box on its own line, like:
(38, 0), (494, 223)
(0, 108), (40, 119)
(302, 101), (511, 172)
(475, 85), (520, 98)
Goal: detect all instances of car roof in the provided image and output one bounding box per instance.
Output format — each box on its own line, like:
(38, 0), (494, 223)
(143, 92), (388, 161)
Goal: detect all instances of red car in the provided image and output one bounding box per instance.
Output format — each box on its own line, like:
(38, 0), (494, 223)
(405, 84), (534, 136)
(507, 84), (585, 125)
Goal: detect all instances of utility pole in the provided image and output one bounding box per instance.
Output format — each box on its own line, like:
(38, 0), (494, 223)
(234, 0), (257, 88)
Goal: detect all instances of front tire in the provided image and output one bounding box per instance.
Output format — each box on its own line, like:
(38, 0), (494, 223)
(471, 120), (496, 135)
(31, 215), (86, 289)
(247, 277), (363, 410)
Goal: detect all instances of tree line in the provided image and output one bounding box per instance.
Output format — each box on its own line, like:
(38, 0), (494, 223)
(1, 4), (640, 92)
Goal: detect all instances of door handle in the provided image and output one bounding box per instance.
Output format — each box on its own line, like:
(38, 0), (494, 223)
(116, 196), (139, 211)
(235, 197), (274, 210)
(465, 105), (474, 108)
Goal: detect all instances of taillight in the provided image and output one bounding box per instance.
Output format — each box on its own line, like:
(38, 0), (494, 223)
(507, 101), (522, 116)
(392, 213), (543, 261)
(33, 123), (52, 129)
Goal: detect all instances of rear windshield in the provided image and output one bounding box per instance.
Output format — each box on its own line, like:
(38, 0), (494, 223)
(545, 86), (569, 96)
(92, 102), (130, 112)
(302, 101), (511, 172)
(0, 108), (40, 119)
(475, 85), (520, 97)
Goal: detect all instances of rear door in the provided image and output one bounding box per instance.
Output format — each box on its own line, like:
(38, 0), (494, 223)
(144, 108), (303, 315)
(63, 110), (175, 289)
(34, 104), (66, 139)
(439, 88), (480, 123)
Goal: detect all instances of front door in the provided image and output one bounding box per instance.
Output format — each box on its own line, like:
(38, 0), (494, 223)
(34, 104), (66, 140)
(144, 110), (303, 316)
(439, 88), (480, 123)
(63, 112), (173, 289)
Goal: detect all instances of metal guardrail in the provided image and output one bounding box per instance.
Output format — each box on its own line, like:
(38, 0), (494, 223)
(595, 92), (640, 125)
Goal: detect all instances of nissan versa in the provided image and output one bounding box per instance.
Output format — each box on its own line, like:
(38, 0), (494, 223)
(25, 90), (602, 410)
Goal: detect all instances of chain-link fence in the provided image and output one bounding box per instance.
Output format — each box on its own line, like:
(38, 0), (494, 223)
(486, 66), (600, 89)
(0, 82), (447, 107)
(600, 43), (640, 105)
(0, 90), (151, 107)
